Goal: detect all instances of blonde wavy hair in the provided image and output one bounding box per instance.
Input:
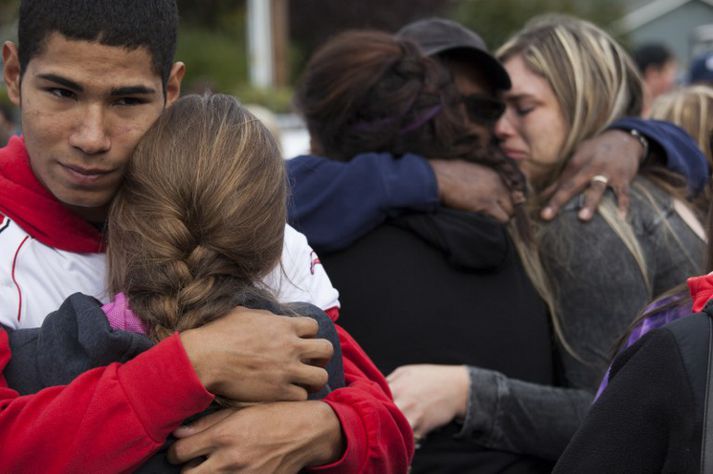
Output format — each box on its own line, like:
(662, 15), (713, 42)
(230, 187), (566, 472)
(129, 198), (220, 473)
(498, 15), (644, 182)
(496, 15), (693, 358)
(106, 94), (287, 342)
(650, 85), (713, 169)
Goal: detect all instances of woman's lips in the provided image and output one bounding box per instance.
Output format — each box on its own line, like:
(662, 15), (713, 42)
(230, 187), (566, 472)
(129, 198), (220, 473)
(501, 148), (527, 161)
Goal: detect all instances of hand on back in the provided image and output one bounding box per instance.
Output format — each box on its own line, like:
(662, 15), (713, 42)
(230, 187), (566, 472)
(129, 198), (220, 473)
(180, 307), (333, 403)
(430, 159), (513, 222)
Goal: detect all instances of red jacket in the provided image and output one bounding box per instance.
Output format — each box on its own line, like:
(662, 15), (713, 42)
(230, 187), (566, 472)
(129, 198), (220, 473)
(0, 137), (413, 472)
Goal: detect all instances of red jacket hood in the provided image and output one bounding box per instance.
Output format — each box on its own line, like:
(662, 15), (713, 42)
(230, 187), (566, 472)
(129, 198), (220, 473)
(0, 136), (104, 253)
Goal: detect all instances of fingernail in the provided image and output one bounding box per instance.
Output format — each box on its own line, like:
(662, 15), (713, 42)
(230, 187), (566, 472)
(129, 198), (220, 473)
(578, 209), (592, 220)
(173, 425), (194, 437)
(541, 207), (554, 220)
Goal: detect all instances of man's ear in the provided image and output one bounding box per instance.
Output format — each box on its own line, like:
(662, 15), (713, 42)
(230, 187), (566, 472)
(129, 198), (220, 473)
(3, 42), (22, 107)
(165, 61), (185, 106)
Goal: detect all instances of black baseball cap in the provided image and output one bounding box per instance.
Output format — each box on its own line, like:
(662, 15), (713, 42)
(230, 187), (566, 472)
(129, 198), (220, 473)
(397, 18), (511, 91)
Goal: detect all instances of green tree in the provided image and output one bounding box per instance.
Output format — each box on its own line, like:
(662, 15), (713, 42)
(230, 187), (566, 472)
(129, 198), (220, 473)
(448, 0), (628, 52)
(175, 1), (247, 94)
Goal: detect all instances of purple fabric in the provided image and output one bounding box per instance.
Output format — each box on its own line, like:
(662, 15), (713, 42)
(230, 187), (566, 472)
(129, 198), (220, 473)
(594, 295), (691, 400)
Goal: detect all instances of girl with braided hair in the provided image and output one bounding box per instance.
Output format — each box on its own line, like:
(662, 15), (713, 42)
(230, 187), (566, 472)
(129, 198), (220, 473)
(1, 93), (414, 472)
(295, 30), (554, 472)
(105, 93), (291, 342)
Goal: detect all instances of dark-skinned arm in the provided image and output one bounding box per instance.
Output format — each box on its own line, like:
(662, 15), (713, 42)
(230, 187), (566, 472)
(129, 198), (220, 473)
(168, 325), (414, 473)
(542, 117), (709, 221)
(287, 153), (513, 252)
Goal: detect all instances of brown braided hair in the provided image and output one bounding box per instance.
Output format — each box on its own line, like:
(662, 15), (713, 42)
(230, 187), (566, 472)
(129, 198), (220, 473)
(106, 93), (287, 342)
(294, 30), (529, 238)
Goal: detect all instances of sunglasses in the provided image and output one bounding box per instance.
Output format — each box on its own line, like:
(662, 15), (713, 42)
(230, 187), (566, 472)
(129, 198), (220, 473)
(460, 95), (506, 125)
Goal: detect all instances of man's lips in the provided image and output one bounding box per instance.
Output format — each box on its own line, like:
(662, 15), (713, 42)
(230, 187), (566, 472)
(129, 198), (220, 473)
(60, 163), (115, 184)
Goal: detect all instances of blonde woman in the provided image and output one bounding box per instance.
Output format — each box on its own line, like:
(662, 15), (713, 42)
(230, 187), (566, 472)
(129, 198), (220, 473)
(650, 84), (713, 170)
(462, 14), (706, 460)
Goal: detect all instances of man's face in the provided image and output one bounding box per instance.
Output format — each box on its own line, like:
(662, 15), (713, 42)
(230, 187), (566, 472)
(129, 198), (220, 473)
(3, 33), (183, 222)
(445, 58), (497, 146)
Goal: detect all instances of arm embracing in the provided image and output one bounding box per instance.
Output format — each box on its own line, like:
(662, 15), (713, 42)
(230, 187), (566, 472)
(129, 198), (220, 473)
(287, 153), (437, 252)
(0, 330), (213, 473)
(312, 325), (414, 473)
(542, 117), (708, 221)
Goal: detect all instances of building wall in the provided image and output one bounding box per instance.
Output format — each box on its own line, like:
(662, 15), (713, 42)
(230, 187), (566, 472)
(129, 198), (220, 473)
(629, 1), (713, 65)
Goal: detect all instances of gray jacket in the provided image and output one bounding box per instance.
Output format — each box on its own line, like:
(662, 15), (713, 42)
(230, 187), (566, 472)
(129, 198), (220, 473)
(458, 177), (705, 460)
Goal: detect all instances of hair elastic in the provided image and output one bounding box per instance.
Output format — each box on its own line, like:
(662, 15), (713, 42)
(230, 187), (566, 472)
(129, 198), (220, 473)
(399, 104), (443, 134)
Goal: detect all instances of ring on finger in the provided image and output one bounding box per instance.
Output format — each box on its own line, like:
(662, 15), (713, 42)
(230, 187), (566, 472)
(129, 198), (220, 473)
(590, 174), (609, 185)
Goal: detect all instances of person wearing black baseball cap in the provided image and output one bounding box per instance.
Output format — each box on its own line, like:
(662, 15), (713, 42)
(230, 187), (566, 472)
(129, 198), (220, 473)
(397, 17), (511, 91)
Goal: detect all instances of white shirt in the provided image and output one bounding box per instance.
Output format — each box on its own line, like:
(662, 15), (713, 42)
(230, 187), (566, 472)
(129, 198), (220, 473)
(0, 215), (339, 330)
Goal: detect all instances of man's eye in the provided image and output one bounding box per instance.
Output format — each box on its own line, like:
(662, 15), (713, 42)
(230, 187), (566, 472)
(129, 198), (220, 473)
(47, 88), (75, 99)
(115, 97), (147, 106)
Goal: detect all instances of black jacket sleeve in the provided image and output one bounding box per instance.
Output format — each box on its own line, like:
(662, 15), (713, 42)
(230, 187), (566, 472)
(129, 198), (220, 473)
(553, 326), (701, 474)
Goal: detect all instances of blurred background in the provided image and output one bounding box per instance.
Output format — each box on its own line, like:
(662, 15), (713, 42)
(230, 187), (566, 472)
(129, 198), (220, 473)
(1, 0), (713, 156)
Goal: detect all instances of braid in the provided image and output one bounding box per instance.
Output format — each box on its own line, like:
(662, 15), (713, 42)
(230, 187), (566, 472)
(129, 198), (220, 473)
(107, 94), (287, 342)
(484, 147), (531, 240)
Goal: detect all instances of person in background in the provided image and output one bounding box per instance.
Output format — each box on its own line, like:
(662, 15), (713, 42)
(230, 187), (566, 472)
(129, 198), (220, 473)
(650, 84), (713, 171)
(633, 42), (678, 114)
(689, 50), (713, 86)
(287, 15), (709, 467)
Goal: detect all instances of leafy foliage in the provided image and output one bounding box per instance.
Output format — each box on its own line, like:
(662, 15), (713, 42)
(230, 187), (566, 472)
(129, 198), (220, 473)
(177, 26), (247, 94)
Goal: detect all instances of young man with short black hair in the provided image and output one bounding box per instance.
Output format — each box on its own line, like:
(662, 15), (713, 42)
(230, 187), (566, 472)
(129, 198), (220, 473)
(0, 1), (412, 471)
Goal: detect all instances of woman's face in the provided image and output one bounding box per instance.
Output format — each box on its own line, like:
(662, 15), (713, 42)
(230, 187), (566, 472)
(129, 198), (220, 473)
(495, 54), (568, 186)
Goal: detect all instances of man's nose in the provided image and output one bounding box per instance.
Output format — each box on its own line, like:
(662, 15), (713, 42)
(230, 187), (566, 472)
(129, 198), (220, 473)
(68, 104), (111, 155)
